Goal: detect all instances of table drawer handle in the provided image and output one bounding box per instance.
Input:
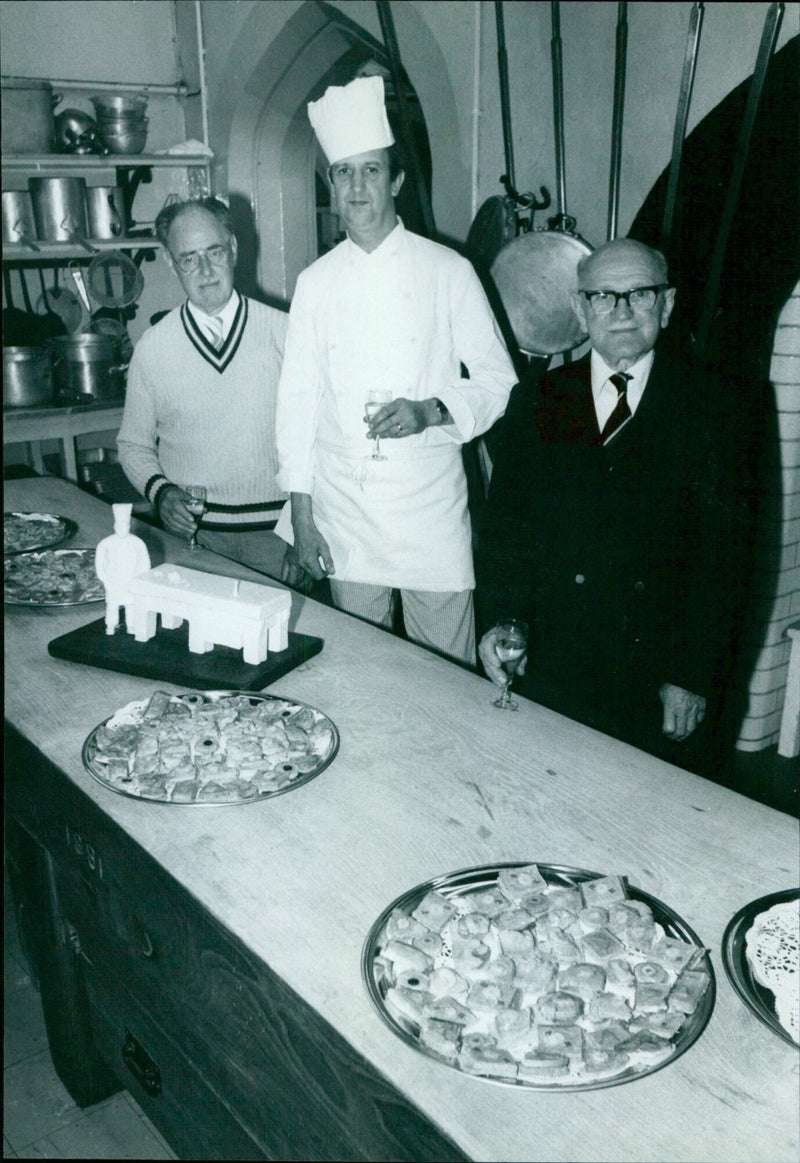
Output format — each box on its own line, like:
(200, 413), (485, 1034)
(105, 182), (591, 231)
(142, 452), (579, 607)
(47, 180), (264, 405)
(121, 1031), (162, 1097)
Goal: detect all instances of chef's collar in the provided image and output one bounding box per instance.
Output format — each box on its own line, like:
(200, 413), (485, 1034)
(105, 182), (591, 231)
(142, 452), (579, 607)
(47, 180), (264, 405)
(344, 217), (404, 260)
(187, 290), (240, 335)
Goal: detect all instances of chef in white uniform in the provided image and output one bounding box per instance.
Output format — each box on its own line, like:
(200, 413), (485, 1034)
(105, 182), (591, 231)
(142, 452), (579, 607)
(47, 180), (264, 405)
(275, 76), (516, 665)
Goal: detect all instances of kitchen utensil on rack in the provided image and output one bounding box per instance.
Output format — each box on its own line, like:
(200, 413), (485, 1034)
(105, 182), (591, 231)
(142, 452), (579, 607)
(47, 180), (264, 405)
(28, 176), (88, 242)
(36, 267), (85, 334)
(3, 345), (54, 407)
(1, 192), (40, 249)
(487, 2), (592, 357)
(51, 333), (127, 401)
(465, 2), (550, 272)
(85, 250), (144, 309)
(86, 186), (126, 238)
(660, 2), (705, 250)
(91, 93), (149, 156)
(34, 267), (70, 338)
(69, 262), (93, 314)
(606, 2), (629, 241)
(53, 108), (97, 154)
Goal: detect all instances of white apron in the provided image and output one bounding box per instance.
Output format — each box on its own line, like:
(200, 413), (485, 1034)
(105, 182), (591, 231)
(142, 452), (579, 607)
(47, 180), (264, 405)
(275, 234), (475, 591)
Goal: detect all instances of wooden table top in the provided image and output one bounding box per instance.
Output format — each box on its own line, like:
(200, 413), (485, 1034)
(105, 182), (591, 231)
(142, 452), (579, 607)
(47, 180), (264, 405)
(5, 476), (799, 1163)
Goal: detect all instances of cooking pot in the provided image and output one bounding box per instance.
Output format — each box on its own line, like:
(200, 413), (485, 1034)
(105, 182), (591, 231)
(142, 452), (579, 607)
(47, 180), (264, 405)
(1, 191), (39, 248)
(3, 346), (54, 407)
(28, 176), (89, 243)
(86, 186), (126, 237)
(53, 108), (97, 154)
(51, 333), (127, 401)
(1, 78), (57, 153)
(90, 93), (148, 118)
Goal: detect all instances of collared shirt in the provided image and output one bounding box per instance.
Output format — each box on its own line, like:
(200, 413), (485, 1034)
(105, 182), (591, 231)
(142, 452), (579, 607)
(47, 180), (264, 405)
(590, 348), (654, 432)
(187, 290), (239, 346)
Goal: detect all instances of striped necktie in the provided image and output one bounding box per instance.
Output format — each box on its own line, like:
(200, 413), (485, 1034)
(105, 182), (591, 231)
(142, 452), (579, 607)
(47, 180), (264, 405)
(600, 372), (632, 444)
(206, 316), (224, 350)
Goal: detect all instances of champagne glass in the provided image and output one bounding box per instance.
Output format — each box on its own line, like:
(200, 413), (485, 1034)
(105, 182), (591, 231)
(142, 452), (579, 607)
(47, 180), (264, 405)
(492, 618), (529, 710)
(182, 484), (207, 552)
(365, 390), (392, 460)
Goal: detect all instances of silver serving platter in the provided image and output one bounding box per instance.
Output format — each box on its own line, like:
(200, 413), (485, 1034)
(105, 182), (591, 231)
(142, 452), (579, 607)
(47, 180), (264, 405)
(362, 862), (715, 1091)
(4, 511), (78, 556)
(82, 689), (340, 806)
(722, 888), (799, 1048)
(4, 547), (104, 606)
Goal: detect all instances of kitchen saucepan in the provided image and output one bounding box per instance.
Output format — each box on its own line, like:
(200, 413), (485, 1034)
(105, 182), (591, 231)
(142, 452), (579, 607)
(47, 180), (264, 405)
(1, 191), (40, 249)
(86, 186), (126, 238)
(51, 333), (127, 401)
(3, 345), (54, 407)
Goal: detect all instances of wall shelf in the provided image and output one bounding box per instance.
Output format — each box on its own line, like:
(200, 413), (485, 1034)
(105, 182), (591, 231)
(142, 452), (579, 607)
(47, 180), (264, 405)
(3, 237), (161, 262)
(2, 152), (212, 172)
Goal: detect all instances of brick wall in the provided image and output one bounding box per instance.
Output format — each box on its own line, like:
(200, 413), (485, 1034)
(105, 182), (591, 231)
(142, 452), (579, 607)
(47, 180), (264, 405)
(735, 284), (800, 751)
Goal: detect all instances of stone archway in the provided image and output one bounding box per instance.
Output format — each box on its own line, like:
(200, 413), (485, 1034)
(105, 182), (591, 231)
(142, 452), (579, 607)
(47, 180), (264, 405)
(218, 1), (455, 304)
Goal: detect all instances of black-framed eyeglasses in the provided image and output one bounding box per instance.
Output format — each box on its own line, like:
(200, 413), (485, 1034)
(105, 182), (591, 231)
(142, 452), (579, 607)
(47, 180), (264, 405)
(172, 243), (230, 274)
(579, 285), (670, 314)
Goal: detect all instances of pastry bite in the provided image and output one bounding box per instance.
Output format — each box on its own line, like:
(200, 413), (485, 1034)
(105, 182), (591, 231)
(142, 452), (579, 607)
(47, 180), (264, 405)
(633, 961), (670, 987)
(412, 931), (443, 959)
(668, 969), (711, 1015)
(497, 927), (535, 957)
(605, 957), (636, 995)
(419, 1017), (461, 1060)
(494, 907), (538, 931)
(411, 891), (457, 931)
(537, 1024), (584, 1062)
(634, 982), (670, 1013)
(580, 927), (626, 961)
(386, 910), (429, 943)
(545, 888), (582, 913)
(584, 991), (633, 1023)
(616, 1032), (673, 1062)
(481, 956), (516, 983)
(582, 1046), (631, 1074)
(427, 996), (474, 1025)
(382, 939), (434, 976)
(629, 1010), (685, 1039)
(170, 778), (199, 802)
(513, 956), (557, 998)
(385, 986), (434, 1024)
(497, 865), (548, 902)
(517, 1050), (570, 1080)
(558, 962), (606, 998)
(460, 1044), (518, 1079)
(467, 980), (519, 1012)
(465, 887), (509, 917)
(494, 1006), (536, 1054)
(395, 968), (432, 992)
(450, 937), (492, 973)
(578, 906), (609, 932)
(457, 912), (491, 938)
(428, 967), (470, 1002)
(534, 991), (583, 1024)
(652, 935), (706, 975)
(580, 875), (627, 908)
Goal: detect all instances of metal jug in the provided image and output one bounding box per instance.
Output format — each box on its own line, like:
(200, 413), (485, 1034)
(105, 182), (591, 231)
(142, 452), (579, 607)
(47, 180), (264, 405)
(86, 186), (126, 239)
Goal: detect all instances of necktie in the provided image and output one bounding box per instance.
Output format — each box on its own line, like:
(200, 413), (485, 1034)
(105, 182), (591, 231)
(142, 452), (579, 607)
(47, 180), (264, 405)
(206, 316), (224, 350)
(600, 372), (632, 444)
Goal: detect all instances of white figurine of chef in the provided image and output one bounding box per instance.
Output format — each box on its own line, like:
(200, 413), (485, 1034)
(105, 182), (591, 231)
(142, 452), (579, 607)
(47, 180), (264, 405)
(95, 503), (151, 634)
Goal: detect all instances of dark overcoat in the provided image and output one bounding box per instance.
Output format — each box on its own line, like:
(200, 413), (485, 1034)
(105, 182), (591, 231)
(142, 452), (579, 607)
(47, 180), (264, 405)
(476, 346), (736, 765)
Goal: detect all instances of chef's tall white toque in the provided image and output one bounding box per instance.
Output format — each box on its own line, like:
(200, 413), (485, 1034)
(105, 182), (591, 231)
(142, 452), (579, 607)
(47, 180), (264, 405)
(308, 75), (394, 165)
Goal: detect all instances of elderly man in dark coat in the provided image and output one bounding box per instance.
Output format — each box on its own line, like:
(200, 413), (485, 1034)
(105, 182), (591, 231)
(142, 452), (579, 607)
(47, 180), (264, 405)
(476, 238), (736, 773)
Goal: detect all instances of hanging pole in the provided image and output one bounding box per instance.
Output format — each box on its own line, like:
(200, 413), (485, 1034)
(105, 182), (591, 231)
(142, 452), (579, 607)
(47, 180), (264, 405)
(660, 2), (704, 249)
(376, 1), (437, 239)
(494, 1), (516, 193)
(696, 1), (784, 355)
(550, 2), (567, 218)
(606, 2), (628, 241)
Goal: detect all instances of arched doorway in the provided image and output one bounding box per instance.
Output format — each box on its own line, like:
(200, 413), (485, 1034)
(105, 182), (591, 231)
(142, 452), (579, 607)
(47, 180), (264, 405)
(222, 2), (436, 305)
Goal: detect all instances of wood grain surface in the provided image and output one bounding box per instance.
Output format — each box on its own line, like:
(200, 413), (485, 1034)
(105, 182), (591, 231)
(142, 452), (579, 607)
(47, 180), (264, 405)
(5, 477), (800, 1163)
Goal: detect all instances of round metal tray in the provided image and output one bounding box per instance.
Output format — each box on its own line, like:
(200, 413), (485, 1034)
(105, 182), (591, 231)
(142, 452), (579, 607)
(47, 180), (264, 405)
(4, 547), (103, 605)
(722, 888), (799, 1048)
(363, 862), (715, 1090)
(82, 689), (340, 805)
(4, 511), (78, 556)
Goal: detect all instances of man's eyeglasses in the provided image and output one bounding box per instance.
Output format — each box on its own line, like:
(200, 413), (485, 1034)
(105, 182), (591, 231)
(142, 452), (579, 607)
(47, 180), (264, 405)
(172, 243), (230, 274)
(579, 285), (669, 314)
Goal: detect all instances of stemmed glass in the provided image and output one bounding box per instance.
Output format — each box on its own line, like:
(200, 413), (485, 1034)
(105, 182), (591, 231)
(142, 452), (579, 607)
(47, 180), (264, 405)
(182, 484), (207, 552)
(365, 390), (392, 460)
(492, 618), (529, 710)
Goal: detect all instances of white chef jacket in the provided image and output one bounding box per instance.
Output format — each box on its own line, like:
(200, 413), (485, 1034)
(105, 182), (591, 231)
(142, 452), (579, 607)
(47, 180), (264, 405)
(275, 220), (515, 590)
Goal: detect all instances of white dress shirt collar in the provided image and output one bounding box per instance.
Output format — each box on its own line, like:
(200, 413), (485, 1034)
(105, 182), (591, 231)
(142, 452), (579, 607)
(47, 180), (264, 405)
(187, 290), (239, 341)
(590, 348), (654, 429)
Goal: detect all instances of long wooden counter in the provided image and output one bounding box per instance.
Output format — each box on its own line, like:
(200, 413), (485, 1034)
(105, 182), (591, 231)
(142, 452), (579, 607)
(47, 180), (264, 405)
(5, 476), (799, 1162)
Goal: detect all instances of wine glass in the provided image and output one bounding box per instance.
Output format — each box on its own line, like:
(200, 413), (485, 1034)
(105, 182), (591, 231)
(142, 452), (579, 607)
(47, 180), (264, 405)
(365, 390), (392, 460)
(182, 484), (207, 552)
(492, 618), (529, 710)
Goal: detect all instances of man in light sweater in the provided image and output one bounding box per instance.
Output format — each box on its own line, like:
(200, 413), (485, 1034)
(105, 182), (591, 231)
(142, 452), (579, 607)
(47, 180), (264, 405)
(117, 197), (288, 579)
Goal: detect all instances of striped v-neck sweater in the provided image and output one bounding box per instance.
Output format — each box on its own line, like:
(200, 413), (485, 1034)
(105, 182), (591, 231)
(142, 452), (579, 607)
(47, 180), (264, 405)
(117, 296), (288, 531)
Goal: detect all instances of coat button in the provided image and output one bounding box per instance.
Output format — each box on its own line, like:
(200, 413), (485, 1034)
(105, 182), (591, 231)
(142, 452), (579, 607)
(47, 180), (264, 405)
(634, 580), (645, 593)
(575, 574), (585, 584)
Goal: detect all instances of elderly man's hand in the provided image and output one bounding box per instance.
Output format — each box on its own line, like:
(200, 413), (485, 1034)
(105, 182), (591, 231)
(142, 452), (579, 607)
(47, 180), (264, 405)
(365, 397), (447, 441)
(659, 683), (706, 741)
(158, 485), (198, 539)
(479, 625), (528, 688)
(292, 520), (334, 581)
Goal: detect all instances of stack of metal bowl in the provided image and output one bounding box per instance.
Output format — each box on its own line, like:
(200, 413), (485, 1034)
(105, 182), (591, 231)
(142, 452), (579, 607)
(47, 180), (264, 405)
(91, 94), (148, 155)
